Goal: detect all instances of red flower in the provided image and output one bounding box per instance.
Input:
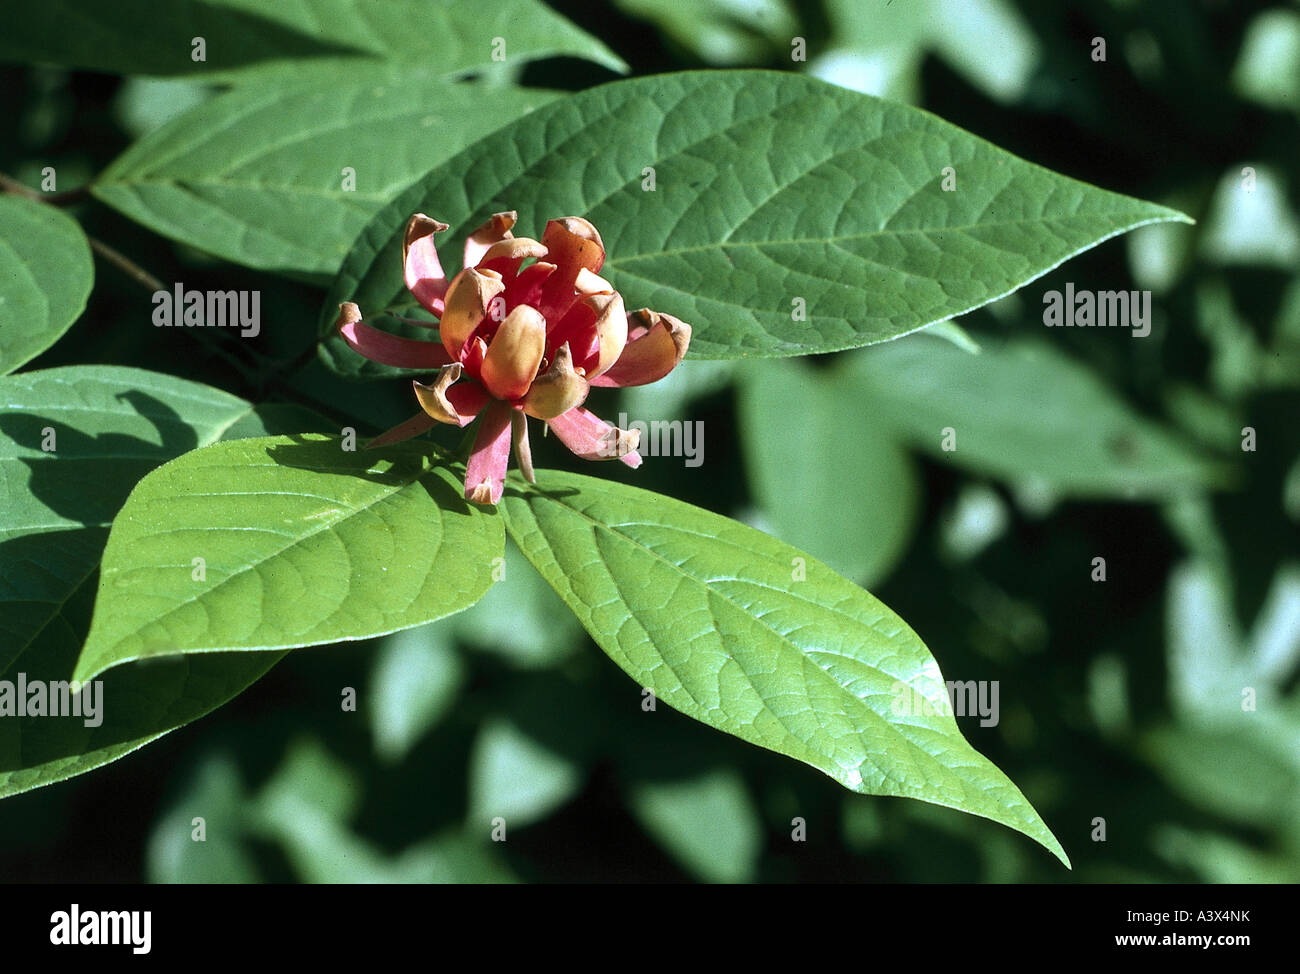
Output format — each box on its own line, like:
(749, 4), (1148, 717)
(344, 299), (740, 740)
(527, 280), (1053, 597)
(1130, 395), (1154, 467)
(335, 212), (691, 504)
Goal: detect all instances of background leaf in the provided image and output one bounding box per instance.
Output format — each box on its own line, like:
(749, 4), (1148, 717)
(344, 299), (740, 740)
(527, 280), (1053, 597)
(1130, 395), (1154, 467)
(836, 333), (1229, 499)
(500, 470), (1069, 865)
(738, 357), (919, 585)
(627, 769), (763, 883)
(320, 69), (1189, 374)
(0, 365), (331, 799)
(0, 195), (93, 375)
(93, 74), (561, 276)
(0, 0), (627, 81)
(467, 716), (584, 829)
(75, 435), (503, 683)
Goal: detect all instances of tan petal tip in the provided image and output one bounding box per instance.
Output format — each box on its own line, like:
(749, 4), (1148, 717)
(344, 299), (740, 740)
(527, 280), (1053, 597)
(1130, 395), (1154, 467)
(467, 480), (496, 505)
(335, 301), (363, 328)
(481, 237), (548, 263)
(633, 308), (692, 355)
(522, 343), (590, 419)
(412, 363), (466, 425)
(404, 213), (449, 244)
(575, 267), (614, 295)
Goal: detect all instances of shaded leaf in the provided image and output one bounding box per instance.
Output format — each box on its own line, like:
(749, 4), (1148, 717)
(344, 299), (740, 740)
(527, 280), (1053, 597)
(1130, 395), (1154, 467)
(738, 358), (919, 585)
(0, 0), (626, 81)
(94, 74), (561, 275)
(0, 366), (329, 799)
(838, 334), (1227, 498)
(0, 196), (93, 375)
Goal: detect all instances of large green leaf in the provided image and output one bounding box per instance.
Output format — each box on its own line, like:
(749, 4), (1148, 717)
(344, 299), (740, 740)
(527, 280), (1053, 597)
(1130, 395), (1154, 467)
(500, 470), (1069, 865)
(0, 0), (626, 80)
(0, 196), (93, 375)
(0, 365), (330, 799)
(93, 74), (561, 276)
(321, 70), (1189, 373)
(74, 435), (503, 684)
(837, 334), (1229, 498)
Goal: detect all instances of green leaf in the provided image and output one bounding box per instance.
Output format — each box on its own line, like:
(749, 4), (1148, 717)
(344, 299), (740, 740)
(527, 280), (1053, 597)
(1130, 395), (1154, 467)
(0, 365), (329, 799)
(812, 0), (1038, 105)
(627, 769), (763, 883)
(146, 750), (261, 883)
(0, 195), (93, 374)
(369, 623), (465, 764)
(615, 0), (798, 66)
(451, 539), (583, 669)
(500, 470), (1070, 865)
(94, 74), (561, 276)
(251, 738), (518, 882)
(321, 69), (1188, 374)
(0, 0), (627, 81)
(738, 358), (919, 586)
(838, 334), (1228, 499)
(467, 716), (584, 829)
(75, 435), (504, 684)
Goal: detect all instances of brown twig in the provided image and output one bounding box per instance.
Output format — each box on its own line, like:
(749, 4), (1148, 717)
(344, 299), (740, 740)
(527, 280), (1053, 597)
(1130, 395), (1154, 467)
(87, 237), (166, 294)
(0, 171), (91, 206)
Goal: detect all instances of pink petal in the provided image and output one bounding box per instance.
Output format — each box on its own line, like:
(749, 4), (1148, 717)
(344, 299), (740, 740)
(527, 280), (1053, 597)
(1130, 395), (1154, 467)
(547, 406), (642, 469)
(464, 211), (517, 270)
(446, 381), (491, 424)
(403, 214), (450, 317)
(536, 217), (606, 322)
(366, 411), (437, 449)
(465, 400), (514, 505)
(545, 301), (600, 372)
(590, 310), (691, 388)
(337, 307), (452, 369)
(503, 261), (555, 316)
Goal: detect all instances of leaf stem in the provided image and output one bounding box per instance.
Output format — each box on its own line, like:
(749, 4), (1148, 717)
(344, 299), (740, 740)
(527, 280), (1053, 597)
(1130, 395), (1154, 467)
(0, 172), (92, 206)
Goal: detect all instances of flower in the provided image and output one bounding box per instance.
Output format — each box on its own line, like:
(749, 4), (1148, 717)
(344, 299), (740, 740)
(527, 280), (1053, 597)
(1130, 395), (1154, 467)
(335, 211), (691, 505)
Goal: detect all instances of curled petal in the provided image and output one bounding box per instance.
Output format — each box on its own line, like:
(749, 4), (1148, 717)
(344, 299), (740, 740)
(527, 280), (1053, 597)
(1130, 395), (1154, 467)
(583, 291), (627, 380)
(547, 406), (642, 469)
(538, 217), (605, 321)
(440, 267), (504, 359)
(575, 268), (613, 295)
(541, 217), (604, 274)
(522, 343), (590, 420)
(465, 399), (514, 505)
(464, 211), (517, 270)
(366, 411), (437, 449)
(335, 302), (452, 369)
(481, 304), (546, 401)
(403, 214), (451, 317)
(591, 309), (692, 388)
(478, 236), (547, 279)
(412, 363), (490, 427)
(512, 409), (535, 484)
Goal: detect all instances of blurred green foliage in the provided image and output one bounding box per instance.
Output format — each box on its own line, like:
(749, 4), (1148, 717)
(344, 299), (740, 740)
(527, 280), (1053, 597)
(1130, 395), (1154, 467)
(1, 0), (1297, 882)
